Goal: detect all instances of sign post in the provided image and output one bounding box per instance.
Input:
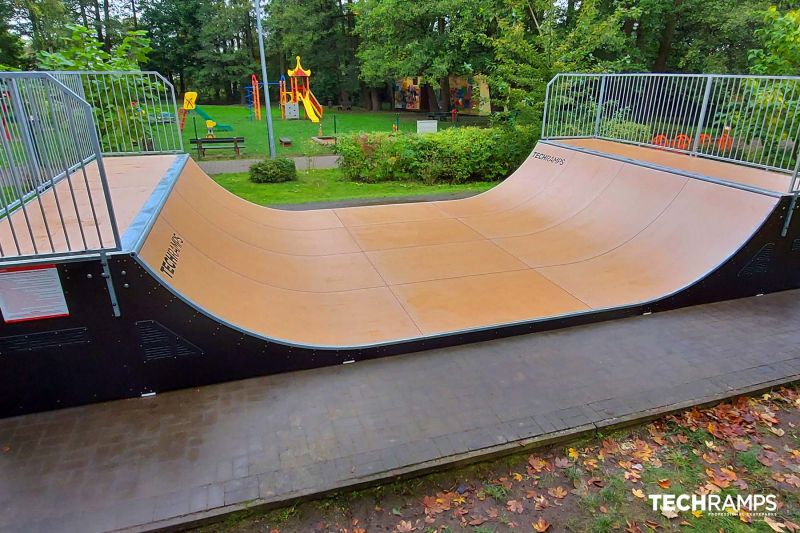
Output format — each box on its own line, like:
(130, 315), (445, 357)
(253, 0), (277, 158)
(184, 92), (200, 157)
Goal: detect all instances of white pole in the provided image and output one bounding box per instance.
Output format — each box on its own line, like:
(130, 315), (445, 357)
(254, 0), (277, 158)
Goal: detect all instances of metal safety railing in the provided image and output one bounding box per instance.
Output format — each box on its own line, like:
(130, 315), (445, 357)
(50, 71), (183, 156)
(542, 73), (800, 192)
(0, 72), (120, 261)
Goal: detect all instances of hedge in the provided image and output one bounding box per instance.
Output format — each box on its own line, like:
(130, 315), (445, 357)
(335, 125), (538, 184)
(249, 157), (297, 183)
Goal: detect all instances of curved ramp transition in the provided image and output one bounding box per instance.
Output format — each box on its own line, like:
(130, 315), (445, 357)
(137, 142), (781, 347)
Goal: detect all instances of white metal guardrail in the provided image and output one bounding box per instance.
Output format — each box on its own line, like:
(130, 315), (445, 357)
(0, 72), (120, 261)
(543, 73), (800, 192)
(50, 71), (183, 156)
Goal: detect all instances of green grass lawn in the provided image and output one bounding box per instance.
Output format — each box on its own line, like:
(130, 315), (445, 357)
(213, 168), (497, 205)
(182, 104), (463, 159)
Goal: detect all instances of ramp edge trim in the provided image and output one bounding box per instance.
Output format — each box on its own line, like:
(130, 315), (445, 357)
(541, 140), (786, 198)
(120, 153), (190, 253)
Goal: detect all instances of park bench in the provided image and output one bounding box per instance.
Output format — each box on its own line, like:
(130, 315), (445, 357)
(190, 137), (245, 159)
(279, 137), (292, 147)
(427, 111), (458, 122)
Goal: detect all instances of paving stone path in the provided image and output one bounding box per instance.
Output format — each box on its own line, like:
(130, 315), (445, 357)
(1, 291), (799, 532)
(197, 155), (339, 175)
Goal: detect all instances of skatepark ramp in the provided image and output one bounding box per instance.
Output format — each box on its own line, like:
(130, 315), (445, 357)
(0, 71), (799, 416)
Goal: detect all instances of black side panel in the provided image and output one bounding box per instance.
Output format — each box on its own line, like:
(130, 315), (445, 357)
(0, 197), (798, 417)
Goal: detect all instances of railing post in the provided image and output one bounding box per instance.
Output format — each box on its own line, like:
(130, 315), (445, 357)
(541, 75), (556, 139)
(692, 75), (714, 155)
(594, 76), (607, 137)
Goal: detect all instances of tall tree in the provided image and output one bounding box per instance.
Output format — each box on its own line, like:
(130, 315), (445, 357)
(354, 0), (494, 111)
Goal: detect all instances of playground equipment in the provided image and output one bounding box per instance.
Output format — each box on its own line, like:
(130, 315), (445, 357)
(280, 56), (323, 123)
(178, 92), (233, 133)
(250, 74), (261, 121)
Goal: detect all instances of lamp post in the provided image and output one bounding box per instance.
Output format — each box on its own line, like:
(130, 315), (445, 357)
(254, 0), (277, 158)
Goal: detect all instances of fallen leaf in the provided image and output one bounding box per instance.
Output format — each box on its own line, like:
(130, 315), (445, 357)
(532, 517), (551, 532)
(785, 474), (800, 488)
(661, 508), (678, 519)
(784, 519), (800, 532)
(396, 519), (417, 532)
(468, 516), (486, 526)
(568, 448), (579, 460)
(547, 486), (568, 499)
(657, 479), (672, 489)
(392, 507), (402, 516)
(486, 507), (499, 519)
(739, 509), (751, 524)
(632, 488), (645, 499)
(625, 520), (643, 533)
(599, 505), (608, 513)
(512, 472), (524, 482)
(507, 499), (523, 513)
(554, 457), (570, 468)
(765, 516), (787, 532)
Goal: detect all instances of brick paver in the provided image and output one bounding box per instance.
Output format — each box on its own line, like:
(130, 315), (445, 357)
(1, 291), (799, 532)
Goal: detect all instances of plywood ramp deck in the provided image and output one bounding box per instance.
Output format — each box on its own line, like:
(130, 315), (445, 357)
(137, 142), (779, 347)
(0, 155), (178, 257)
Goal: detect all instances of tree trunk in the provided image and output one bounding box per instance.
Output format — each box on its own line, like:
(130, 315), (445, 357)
(130, 0), (138, 28)
(91, 0), (104, 45)
(439, 76), (450, 111)
(78, 0), (89, 28)
(370, 87), (380, 111)
(102, 0), (112, 51)
(566, 0), (577, 26)
(424, 84), (439, 112)
(653, 0), (683, 72)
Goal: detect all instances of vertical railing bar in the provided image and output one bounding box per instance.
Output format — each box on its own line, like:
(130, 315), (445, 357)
(594, 76), (607, 137)
(542, 77), (553, 139)
(45, 85), (84, 251)
(777, 83), (799, 170)
(735, 78), (759, 163)
(147, 74), (165, 151)
(105, 75), (124, 153)
(140, 75), (157, 152)
(9, 79), (56, 253)
(84, 103), (121, 250)
(748, 79), (771, 165)
(749, 79), (770, 165)
(640, 76), (654, 143)
(692, 75), (714, 154)
(32, 83), (73, 251)
(762, 80), (791, 168)
(63, 99), (105, 249)
(581, 77), (593, 135)
(757, 80), (780, 168)
(124, 76), (140, 152)
(0, 101), (26, 255)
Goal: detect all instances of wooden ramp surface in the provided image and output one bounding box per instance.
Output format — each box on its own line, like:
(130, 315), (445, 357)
(137, 142), (780, 346)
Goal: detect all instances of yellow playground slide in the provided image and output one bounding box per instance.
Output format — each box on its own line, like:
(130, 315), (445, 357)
(298, 92), (322, 123)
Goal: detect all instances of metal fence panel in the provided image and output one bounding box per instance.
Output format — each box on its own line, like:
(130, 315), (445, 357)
(50, 71), (183, 156)
(0, 72), (119, 261)
(543, 73), (800, 192)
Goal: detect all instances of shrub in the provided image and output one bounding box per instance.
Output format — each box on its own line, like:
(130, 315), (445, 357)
(249, 157), (297, 183)
(335, 125), (538, 184)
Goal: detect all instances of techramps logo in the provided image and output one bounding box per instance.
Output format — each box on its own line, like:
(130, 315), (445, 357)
(160, 233), (184, 279)
(531, 151), (566, 165)
(648, 493), (779, 519)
